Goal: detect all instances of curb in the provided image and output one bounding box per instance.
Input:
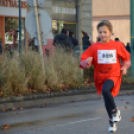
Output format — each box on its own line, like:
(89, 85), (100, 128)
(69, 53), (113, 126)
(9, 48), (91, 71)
(0, 89), (133, 110)
(0, 85), (134, 104)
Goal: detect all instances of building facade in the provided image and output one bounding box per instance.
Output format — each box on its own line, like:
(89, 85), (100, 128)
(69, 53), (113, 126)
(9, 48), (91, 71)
(28, 0), (92, 51)
(0, 0), (92, 51)
(0, 0), (27, 49)
(92, 0), (130, 45)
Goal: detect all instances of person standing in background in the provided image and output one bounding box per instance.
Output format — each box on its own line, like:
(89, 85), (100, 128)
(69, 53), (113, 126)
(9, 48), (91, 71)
(82, 31), (92, 47)
(69, 31), (78, 48)
(53, 27), (73, 51)
(126, 43), (131, 53)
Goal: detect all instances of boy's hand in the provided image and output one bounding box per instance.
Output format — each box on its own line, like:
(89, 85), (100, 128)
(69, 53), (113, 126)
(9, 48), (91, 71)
(120, 66), (127, 75)
(87, 57), (93, 65)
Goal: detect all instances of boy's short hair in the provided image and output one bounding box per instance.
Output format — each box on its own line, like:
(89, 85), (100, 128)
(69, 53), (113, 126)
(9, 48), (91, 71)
(97, 20), (113, 32)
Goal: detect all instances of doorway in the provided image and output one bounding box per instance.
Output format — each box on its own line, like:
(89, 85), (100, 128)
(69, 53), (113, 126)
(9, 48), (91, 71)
(52, 20), (77, 38)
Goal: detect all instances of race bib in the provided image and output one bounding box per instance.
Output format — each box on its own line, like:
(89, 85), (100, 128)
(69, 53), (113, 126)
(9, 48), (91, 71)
(98, 50), (117, 64)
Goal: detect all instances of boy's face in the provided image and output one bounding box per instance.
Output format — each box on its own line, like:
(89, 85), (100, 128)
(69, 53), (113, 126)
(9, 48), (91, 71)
(98, 26), (112, 43)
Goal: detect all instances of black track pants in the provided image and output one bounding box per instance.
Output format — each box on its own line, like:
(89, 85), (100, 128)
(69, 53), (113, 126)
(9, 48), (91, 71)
(102, 79), (117, 119)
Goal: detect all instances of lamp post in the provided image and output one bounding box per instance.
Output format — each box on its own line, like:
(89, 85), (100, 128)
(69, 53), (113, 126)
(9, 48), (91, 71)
(19, 0), (21, 55)
(130, 0), (134, 77)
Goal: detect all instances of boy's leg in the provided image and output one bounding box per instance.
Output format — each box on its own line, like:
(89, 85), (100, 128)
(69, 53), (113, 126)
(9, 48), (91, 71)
(102, 79), (116, 110)
(102, 80), (118, 132)
(104, 97), (117, 132)
(104, 97), (112, 119)
(102, 79), (121, 122)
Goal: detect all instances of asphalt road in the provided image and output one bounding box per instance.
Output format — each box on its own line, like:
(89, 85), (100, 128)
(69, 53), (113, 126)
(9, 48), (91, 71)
(0, 94), (134, 134)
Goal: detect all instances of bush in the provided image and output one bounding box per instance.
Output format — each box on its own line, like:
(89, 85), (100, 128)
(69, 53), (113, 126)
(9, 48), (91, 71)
(0, 48), (83, 96)
(122, 68), (134, 84)
(0, 48), (132, 97)
(0, 52), (27, 95)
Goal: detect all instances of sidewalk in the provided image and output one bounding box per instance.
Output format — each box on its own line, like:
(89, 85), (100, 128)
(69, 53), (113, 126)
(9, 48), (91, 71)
(0, 84), (133, 110)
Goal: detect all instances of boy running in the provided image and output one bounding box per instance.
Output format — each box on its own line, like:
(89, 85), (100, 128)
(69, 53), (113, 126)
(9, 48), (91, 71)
(80, 20), (131, 133)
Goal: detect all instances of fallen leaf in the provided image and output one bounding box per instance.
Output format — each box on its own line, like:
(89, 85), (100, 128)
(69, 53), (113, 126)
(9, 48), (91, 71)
(43, 103), (46, 106)
(81, 99), (82, 101)
(130, 117), (134, 122)
(72, 100), (75, 102)
(125, 106), (127, 109)
(18, 94), (22, 96)
(126, 102), (130, 104)
(64, 89), (69, 91)
(89, 82), (95, 87)
(12, 108), (16, 110)
(20, 107), (23, 110)
(85, 78), (91, 83)
(0, 91), (3, 95)
(35, 128), (38, 130)
(2, 109), (7, 112)
(3, 124), (9, 130)
(83, 82), (88, 85)
(33, 90), (37, 93)
(45, 91), (50, 93)
(127, 93), (130, 96)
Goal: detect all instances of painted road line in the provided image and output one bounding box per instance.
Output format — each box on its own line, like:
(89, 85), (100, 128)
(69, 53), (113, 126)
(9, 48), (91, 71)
(51, 117), (101, 128)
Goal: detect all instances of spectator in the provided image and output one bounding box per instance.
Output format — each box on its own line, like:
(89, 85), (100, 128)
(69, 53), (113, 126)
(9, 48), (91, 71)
(53, 27), (73, 51)
(115, 38), (120, 41)
(126, 42), (131, 53)
(69, 31), (78, 48)
(82, 31), (91, 47)
(115, 38), (125, 47)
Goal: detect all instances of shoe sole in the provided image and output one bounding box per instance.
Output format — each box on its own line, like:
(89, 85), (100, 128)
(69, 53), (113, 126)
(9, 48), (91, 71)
(108, 123), (117, 133)
(108, 128), (117, 133)
(114, 115), (121, 122)
(113, 110), (121, 122)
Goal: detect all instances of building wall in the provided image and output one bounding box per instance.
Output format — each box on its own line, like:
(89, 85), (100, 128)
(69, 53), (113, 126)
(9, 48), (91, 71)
(92, 0), (130, 45)
(0, 0), (27, 17)
(82, 0), (92, 38)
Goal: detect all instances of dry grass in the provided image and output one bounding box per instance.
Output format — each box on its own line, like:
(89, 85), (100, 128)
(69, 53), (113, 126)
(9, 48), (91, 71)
(0, 48), (82, 96)
(44, 47), (82, 90)
(0, 52), (27, 95)
(122, 68), (134, 84)
(0, 48), (133, 97)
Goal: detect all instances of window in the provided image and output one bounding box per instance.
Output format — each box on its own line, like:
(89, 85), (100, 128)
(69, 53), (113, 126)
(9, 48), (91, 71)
(5, 18), (25, 50)
(52, 20), (77, 38)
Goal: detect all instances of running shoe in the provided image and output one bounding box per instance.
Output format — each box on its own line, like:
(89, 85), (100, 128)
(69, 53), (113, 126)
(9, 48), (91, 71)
(108, 120), (117, 133)
(112, 109), (121, 122)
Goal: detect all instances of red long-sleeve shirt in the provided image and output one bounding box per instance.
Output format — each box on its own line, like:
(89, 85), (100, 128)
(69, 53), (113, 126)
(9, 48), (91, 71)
(80, 40), (131, 97)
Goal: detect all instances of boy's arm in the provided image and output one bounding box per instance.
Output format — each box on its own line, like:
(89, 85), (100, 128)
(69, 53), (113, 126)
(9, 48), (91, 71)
(121, 60), (131, 69)
(80, 57), (93, 69)
(79, 44), (94, 69)
(118, 43), (131, 75)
